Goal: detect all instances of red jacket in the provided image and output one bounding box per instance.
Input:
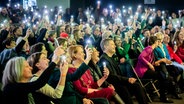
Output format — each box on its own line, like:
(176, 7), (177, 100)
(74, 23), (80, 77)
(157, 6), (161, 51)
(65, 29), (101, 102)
(167, 45), (183, 64)
(176, 45), (184, 62)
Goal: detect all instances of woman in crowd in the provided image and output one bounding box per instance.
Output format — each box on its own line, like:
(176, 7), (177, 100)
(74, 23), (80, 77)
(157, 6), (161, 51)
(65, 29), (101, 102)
(155, 32), (182, 100)
(37, 28), (53, 57)
(67, 45), (115, 103)
(48, 45), (109, 104)
(27, 46), (67, 104)
(88, 47), (125, 104)
(135, 36), (175, 103)
(175, 31), (184, 61)
(1, 47), (61, 103)
(114, 35), (134, 78)
(73, 29), (84, 46)
(29, 42), (48, 56)
(0, 29), (31, 81)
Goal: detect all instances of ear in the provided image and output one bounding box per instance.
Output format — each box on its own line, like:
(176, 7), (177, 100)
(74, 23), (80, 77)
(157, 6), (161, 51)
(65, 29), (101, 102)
(35, 63), (40, 68)
(6, 45), (11, 48)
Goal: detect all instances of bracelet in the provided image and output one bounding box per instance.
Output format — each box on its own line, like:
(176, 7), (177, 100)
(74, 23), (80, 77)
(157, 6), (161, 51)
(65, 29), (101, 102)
(61, 73), (66, 77)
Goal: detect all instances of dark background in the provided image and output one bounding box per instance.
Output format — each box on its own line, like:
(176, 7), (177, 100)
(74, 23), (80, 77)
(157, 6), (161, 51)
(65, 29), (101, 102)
(1, 0), (184, 13)
(70, 0), (184, 13)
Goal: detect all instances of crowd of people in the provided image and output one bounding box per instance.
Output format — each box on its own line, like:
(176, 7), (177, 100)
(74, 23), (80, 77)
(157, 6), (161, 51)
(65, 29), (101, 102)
(0, 1), (184, 104)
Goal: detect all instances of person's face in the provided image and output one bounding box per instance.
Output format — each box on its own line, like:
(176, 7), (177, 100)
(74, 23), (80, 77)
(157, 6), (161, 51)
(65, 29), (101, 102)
(36, 54), (50, 70)
(114, 37), (122, 47)
(66, 27), (71, 33)
(154, 40), (159, 47)
(163, 35), (170, 44)
(74, 47), (85, 61)
(172, 13), (176, 18)
(15, 27), (23, 36)
(157, 10), (161, 16)
(178, 31), (184, 41)
(60, 26), (65, 33)
(103, 9), (108, 16)
(165, 29), (170, 35)
(41, 46), (48, 56)
(50, 33), (57, 40)
(85, 27), (91, 34)
(143, 31), (150, 37)
(157, 36), (163, 45)
(1, 8), (8, 15)
(105, 40), (116, 54)
(91, 48), (100, 62)
(22, 61), (33, 80)
(9, 40), (16, 48)
(94, 28), (100, 35)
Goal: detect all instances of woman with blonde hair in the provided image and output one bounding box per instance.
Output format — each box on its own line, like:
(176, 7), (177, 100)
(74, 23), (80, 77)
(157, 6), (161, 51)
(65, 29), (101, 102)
(67, 45), (116, 103)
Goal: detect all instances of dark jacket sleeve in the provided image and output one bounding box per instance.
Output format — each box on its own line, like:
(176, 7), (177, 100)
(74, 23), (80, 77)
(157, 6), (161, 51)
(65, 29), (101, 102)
(37, 28), (47, 42)
(66, 62), (89, 81)
(15, 39), (26, 53)
(14, 62), (56, 93)
(98, 56), (129, 85)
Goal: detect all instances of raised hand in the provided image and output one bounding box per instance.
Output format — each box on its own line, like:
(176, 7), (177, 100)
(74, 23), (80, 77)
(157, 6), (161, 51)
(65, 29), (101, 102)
(103, 67), (109, 79)
(52, 46), (65, 64)
(60, 61), (68, 75)
(84, 46), (93, 64)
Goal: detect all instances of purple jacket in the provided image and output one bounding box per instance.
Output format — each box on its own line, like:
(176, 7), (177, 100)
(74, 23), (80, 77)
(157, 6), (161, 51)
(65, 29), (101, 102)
(135, 46), (155, 78)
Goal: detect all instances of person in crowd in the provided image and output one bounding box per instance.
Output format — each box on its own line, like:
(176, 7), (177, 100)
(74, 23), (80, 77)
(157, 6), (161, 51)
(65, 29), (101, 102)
(91, 25), (102, 55)
(48, 45), (109, 104)
(37, 28), (53, 57)
(135, 36), (179, 103)
(47, 30), (57, 52)
(27, 46), (67, 104)
(163, 34), (184, 90)
(88, 47), (125, 104)
(171, 12), (180, 28)
(0, 29), (31, 81)
(29, 42), (48, 56)
(99, 38), (148, 104)
(67, 45), (116, 103)
(154, 32), (182, 100)
(2, 37), (16, 50)
(16, 36), (30, 59)
(153, 10), (162, 26)
(13, 26), (23, 41)
(0, 29), (10, 52)
(1, 47), (61, 103)
(73, 29), (84, 46)
(172, 30), (184, 48)
(0, 7), (11, 23)
(141, 29), (151, 47)
(113, 36), (134, 78)
(163, 34), (184, 65)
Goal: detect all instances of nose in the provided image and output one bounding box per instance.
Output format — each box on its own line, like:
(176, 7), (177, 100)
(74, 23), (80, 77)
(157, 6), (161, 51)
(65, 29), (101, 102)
(47, 59), (50, 62)
(29, 66), (33, 70)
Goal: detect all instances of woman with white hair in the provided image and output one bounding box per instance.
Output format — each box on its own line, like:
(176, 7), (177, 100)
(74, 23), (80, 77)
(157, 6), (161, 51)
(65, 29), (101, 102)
(1, 47), (63, 104)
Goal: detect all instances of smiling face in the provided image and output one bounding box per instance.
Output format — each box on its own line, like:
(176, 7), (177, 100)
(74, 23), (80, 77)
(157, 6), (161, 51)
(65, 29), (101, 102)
(74, 47), (85, 62)
(178, 31), (184, 41)
(36, 54), (50, 71)
(105, 40), (116, 54)
(22, 61), (33, 80)
(163, 35), (170, 44)
(114, 37), (122, 47)
(91, 48), (100, 63)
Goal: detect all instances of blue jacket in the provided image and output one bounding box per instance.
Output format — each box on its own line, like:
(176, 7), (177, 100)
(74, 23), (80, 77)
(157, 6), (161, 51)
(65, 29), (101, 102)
(154, 43), (170, 61)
